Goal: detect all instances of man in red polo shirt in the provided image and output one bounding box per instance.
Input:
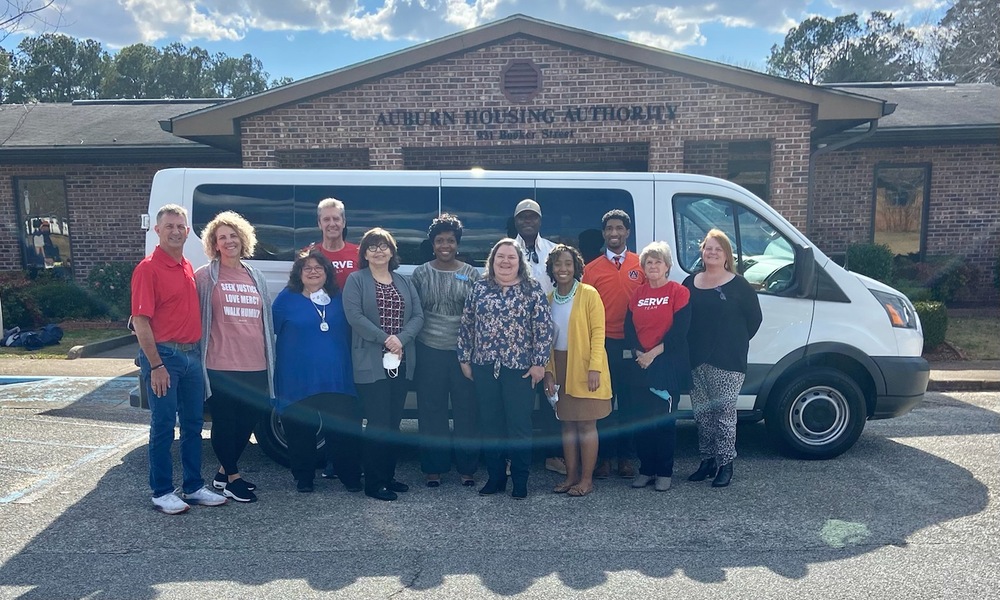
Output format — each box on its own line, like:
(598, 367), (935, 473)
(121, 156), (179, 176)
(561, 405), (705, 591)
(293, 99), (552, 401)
(303, 197), (359, 289)
(582, 209), (646, 479)
(132, 204), (226, 514)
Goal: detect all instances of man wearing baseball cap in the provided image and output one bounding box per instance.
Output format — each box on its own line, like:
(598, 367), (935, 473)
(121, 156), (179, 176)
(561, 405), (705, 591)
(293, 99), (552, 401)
(513, 199), (556, 295)
(512, 198), (564, 473)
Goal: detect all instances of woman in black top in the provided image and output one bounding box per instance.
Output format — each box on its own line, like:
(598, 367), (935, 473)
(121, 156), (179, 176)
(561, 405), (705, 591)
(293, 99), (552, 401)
(683, 229), (762, 488)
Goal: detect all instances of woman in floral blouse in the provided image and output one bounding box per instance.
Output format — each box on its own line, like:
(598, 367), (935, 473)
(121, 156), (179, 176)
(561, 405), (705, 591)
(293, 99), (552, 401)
(458, 238), (554, 499)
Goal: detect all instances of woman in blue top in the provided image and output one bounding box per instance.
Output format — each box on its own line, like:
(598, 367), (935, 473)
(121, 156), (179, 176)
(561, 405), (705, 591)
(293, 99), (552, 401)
(272, 249), (362, 494)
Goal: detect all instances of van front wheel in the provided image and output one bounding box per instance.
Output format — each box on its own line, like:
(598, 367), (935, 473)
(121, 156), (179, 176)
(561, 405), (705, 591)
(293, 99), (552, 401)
(254, 408), (326, 468)
(765, 368), (866, 460)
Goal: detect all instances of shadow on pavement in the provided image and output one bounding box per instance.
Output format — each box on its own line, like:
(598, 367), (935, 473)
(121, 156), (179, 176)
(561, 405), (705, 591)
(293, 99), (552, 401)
(0, 391), (991, 597)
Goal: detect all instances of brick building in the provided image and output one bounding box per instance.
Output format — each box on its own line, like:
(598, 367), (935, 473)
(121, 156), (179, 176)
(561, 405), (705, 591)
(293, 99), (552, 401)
(2, 15), (997, 302)
(0, 100), (238, 280)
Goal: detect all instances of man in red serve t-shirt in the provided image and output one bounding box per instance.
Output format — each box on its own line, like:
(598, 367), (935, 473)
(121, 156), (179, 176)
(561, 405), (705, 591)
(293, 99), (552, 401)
(303, 197), (360, 480)
(303, 197), (359, 289)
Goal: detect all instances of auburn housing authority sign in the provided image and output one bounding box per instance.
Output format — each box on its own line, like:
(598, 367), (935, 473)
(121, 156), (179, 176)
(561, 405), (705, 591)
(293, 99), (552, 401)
(375, 104), (679, 139)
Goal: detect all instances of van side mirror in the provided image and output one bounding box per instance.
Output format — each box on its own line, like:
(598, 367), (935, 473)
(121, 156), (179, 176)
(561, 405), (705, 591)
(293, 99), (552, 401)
(792, 245), (816, 298)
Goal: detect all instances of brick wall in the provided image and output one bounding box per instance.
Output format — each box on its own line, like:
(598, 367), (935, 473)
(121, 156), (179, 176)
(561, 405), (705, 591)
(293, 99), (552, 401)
(0, 160), (235, 283)
(813, 143), (1000, 303)
(240, 37), (813, 229)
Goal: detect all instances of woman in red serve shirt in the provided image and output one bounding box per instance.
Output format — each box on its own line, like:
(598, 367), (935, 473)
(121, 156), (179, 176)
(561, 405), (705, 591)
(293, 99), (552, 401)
(624, 241), (691, 493)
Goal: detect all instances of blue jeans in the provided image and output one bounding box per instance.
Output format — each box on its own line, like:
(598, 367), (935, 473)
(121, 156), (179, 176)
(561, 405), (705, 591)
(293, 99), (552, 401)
(139, 344), (205, 497)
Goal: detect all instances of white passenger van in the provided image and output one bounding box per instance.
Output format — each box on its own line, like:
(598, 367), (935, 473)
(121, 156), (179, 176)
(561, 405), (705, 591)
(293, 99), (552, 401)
(140, 168), (929, 463)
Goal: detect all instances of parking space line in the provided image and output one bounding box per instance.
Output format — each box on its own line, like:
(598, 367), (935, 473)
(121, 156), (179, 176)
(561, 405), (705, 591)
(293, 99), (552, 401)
(0, 429), (149, 505)
(0, 415), (147, 432)
(0, 438), (113, 450)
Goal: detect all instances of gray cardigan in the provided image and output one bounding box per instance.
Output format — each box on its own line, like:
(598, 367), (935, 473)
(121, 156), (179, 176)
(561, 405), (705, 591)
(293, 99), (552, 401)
(342, 269), (424, 384)
(194, 259), (276, 400)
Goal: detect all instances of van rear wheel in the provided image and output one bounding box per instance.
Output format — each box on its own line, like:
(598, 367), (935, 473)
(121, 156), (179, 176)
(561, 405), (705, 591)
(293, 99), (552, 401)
(765, 368), (866, 460)
(254, 408), (326, 468)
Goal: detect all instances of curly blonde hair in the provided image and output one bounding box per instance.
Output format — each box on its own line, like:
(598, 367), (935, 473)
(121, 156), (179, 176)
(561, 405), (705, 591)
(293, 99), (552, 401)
(202, 211), (258, 260)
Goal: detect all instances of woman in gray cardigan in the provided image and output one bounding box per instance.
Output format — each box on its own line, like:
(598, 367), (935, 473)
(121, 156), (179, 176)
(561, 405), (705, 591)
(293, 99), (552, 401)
(193, 211), (275, 504)
(342, 228), (424, 501)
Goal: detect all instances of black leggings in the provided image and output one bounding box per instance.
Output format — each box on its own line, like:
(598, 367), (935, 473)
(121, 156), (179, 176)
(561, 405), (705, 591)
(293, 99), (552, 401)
(207, 369), (268, 477)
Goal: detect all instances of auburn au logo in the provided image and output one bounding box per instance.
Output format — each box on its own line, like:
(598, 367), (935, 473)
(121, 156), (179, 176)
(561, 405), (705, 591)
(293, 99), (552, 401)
(628, 269), (640, 280)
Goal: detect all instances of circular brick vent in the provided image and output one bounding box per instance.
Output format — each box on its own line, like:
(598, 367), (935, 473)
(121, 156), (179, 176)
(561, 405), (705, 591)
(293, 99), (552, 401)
(501, 59), (542, 103)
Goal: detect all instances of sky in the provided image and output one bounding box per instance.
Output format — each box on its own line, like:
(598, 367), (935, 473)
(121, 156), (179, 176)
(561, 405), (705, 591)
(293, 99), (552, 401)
(5, 0), (948, 82)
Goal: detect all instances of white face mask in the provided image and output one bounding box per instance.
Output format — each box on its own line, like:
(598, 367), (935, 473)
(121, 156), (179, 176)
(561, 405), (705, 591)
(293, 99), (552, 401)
(382, 351), (401, 377)
(309, 289), (331, 306)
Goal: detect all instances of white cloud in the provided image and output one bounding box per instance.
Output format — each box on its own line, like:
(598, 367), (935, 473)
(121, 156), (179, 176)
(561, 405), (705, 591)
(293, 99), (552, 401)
(9, 0), (946, 56)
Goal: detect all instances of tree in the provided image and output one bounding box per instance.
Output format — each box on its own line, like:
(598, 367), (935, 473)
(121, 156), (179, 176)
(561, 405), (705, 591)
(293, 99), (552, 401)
(766, 15), (856, 84)
(822, 12), (926, 83)
(102, 43), (160, 99)
(209, 53), (270, 98)
(7, 33), (109, 102)
(767, 12), (927, 84)
(1, 0), (64, 43)
(935, 0), (1000, 84)
(151, 42), (213, 98)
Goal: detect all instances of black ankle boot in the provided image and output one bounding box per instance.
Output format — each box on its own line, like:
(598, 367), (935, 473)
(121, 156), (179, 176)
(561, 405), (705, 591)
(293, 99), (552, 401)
(479, 476), (507, 496)
(712, 462), (733, 487)
(511, 479), (528, 499)
(688, 458), (718, 482)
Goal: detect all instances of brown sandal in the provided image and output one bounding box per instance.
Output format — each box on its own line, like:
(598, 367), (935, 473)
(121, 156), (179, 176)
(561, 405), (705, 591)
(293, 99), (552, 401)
(553, 482), (575, 493)
(567, 485), (593, 497)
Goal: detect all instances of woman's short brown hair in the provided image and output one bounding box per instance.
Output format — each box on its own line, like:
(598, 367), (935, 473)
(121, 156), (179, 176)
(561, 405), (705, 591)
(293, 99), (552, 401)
(358, 228), (400, 271)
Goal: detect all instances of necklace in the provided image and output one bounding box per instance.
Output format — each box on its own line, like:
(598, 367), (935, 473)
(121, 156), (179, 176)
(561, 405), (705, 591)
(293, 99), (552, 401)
(552, 281), (578, 305)
(312, 301), (328, 331)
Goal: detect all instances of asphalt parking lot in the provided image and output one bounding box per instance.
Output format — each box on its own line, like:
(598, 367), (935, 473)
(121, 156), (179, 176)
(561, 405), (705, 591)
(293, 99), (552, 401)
(0, 374), (998, 599)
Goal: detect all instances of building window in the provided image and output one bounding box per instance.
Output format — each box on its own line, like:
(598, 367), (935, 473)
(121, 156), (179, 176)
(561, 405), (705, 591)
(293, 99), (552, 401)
(873, 164), (928, 256)
(14, 177), (72, 273)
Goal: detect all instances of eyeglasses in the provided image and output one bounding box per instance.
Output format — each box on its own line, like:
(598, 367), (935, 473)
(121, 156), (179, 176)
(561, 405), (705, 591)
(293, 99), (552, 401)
(302, 265), (324, 273)
(366, 242), (391, 252)
(527, 248), (538, 264)
(714, 286), (727, 301)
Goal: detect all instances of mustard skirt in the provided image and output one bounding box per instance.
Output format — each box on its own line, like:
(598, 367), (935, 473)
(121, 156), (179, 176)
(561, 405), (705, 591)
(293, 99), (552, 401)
(553, 350), (612, 422)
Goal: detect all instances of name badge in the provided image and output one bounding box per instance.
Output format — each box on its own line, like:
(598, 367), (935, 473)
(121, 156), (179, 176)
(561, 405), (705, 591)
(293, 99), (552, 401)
(622, 349), (633, 359)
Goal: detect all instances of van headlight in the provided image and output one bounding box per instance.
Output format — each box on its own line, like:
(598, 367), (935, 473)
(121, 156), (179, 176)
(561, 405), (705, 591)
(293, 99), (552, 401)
(870, 290), (918, 329)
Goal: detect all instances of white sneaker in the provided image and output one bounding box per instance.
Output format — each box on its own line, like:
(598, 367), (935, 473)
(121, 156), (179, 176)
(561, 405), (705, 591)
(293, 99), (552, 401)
(152, 492), (190, 515)
(179, 486), (228, 506)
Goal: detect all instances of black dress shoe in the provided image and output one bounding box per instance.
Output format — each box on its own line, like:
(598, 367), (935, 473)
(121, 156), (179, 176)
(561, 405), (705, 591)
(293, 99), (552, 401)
(511, 480), (528, 499)
(712, 462), (733, 487)
(365, 487), (398, 501)
(389, 480), (409, 493)
(478, 476), (507, 496)
(688, 458), (718, 482)
(296, 480), (314, 493)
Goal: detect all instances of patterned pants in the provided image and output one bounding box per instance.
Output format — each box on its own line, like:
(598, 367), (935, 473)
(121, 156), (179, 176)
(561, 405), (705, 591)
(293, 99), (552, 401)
(690, 363), (745, 466)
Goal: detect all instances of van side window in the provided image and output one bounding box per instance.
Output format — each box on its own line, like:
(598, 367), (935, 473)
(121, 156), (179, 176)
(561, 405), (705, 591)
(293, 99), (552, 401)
(193, 184), (295, 260)
(442, 187), (637, 266)
(295, 186), (438, 266)
(673, 195), (796, 295)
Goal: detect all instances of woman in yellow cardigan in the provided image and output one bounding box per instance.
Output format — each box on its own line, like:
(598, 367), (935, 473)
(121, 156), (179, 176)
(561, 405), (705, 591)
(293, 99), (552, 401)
(542, 245), (612, 497)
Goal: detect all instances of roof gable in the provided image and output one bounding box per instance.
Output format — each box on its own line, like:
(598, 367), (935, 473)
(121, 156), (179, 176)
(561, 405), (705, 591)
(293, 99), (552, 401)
(167, 14), (890, 149)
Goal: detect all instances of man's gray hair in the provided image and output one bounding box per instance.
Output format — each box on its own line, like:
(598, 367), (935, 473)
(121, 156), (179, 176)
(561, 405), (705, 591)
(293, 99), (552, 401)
(156, 204), (188, 223)
(316, 197), (345, 218)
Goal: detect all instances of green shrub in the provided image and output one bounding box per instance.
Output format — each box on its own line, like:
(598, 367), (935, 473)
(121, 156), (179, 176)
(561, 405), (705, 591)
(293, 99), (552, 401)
(917, 257), (979, 304)
(993, 254), (999, 291)
(87, 262), (134, 319)
(0, 273), (43, 329)
(26, 282), (108, 321)
(846, 243), (894, 283)
(914, 301), (947, 349)
(894, 281), (933, 304)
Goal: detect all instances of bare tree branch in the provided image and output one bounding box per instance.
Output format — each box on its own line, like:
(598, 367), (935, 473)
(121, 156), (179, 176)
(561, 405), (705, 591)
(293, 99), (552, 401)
(1, 0), (66, 42)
